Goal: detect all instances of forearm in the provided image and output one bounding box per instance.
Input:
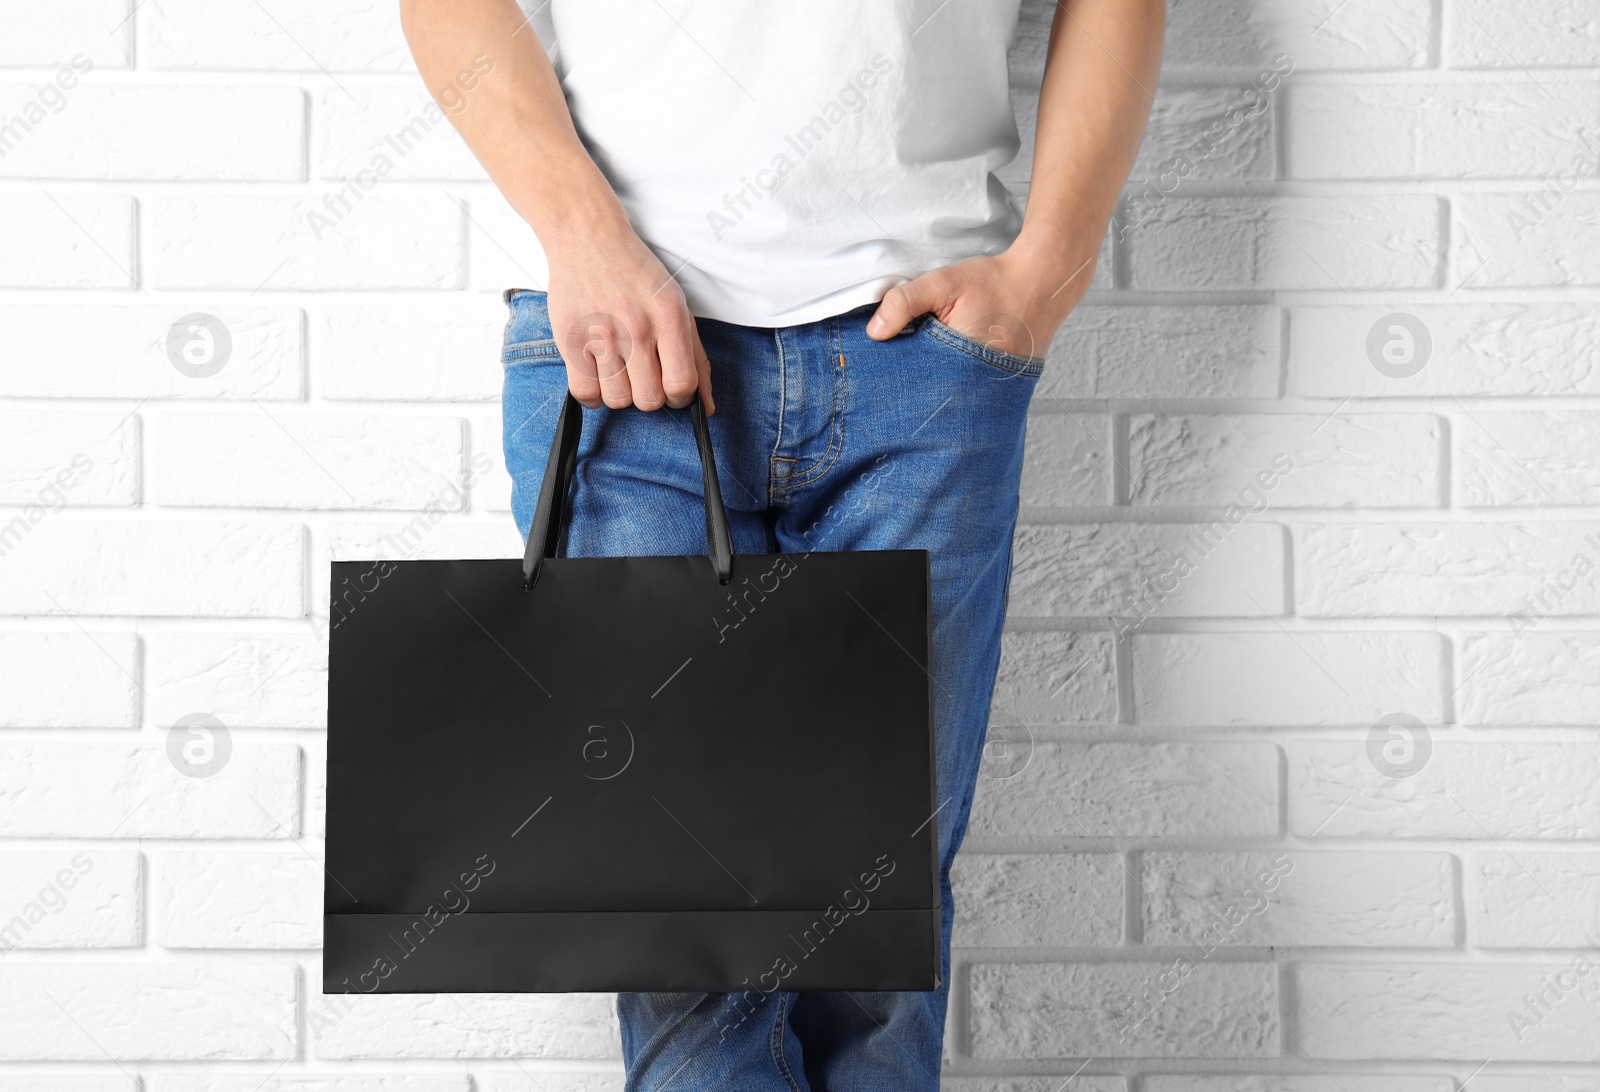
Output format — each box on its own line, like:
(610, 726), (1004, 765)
(398, 0), (630, 254)
(1016, 0), (1165, 278)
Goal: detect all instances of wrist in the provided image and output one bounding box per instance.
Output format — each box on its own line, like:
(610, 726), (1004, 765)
(1003, 224), (1102, 289)
(521, 178), (636, 260)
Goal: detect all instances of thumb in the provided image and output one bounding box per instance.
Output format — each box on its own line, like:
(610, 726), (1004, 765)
(867, 276), (948, 340)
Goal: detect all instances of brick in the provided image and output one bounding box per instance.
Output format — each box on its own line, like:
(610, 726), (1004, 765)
(148, 632), (327, 730)
(0, 520), (304, 617)
(148, 411), (464, 510)
(1131, 87), (1277, 181)
(0, 743), (300, 838)
(1471, 1081), (1600, 1092)
(1290, 304), (1600, 397)
(0, 963), (294, 1060)
(1008, 522), (1285, 618)
(992, 630), (1118, 725)
(153, 1080), (471, 1092)
(1040, 306), (1280, 401)
(0, 84), (303, 179)
(0, 0), (131, 66)
(0, 408), (138, 505)
(316, 304), (504, 402)
(1011, 85), (1275, 195)
(1020, 413), (1111, 507)
(1125, 196), (1440, 291)
(0, 1080), (135, 1092)
(946, 1081), (1123, 1092)
(1459, 632), (1600, 727)
(1295, 961), (1600, 1060)
(315, 86), (484, 181)
(0, 630), (139, 728)
(1296, 522), (1600, 617)
(968, 742), (1279, 839)
(0, 304), (303, 400)
(470, 416), (514, 514)
(157, 852), (320, 948)
(1455, 192), (1600, 287)
(953, 853), (1122, 947)
(1127, 413), (1442, 508)
(969, 961), (1278, 1058)
(142, 0), (413, 71)
(1144, 1080), (1453, 1092)
(1132, 632), (1447, 727)
(1163, 0), (1431, 69)
(477, 1077), (627, 1092)
(1457, 411), (1600, 506)
(1285, 82), (1600, 178)
(1289, 741), (1600, 839)
(146, 195), (462, 291)
(0, 850), (140, 948)
(0, 192), (133, 287)
(465, 192), (551, 291)
(1009, 0), (1058, 87)
(1142, 851), (1454, 948)
(1447, 0), (1600, 67)
(1468, 852), (1600, 949)
(304, 734), (327, 840)
(306, 988), (617, 1058)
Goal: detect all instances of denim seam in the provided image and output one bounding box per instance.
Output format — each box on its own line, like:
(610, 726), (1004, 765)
(922, 315), (1047, 377)
(502, 342), (563, 364)
(781, 318), (847, 493)
(769, 992), (804, 1092)
(769, 328), (790, 507)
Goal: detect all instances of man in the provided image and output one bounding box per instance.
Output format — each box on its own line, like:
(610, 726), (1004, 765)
(400, 1), (1162, 1087)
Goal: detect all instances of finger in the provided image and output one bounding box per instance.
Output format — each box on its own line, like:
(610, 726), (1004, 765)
(694, 334), (715, 416)
(563, 314), (627, 409)
(866, 275), (949, 340)
(626, 336), (667, 411)
(655, 312), (701, 410)
(595, 334), (633, 409)
(565, 359), (603, 409)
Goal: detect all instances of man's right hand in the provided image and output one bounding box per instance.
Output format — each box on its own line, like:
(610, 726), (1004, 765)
(545, 227), (715, 415)
(396, 0), (714, 414)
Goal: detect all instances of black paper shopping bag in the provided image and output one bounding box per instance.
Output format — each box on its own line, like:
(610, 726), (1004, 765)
(323, 394), (939, 993)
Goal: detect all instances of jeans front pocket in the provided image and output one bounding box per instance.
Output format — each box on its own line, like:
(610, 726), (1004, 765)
(919, 313), (1048, 377)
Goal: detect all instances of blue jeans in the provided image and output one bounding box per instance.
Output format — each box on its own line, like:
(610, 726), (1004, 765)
(500, 290), (1040, 1091)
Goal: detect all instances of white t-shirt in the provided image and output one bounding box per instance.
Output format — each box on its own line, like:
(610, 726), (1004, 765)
(531, 1), (1027, 326)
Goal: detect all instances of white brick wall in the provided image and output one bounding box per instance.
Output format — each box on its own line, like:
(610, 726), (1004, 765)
(1, 0), (1596, 1086)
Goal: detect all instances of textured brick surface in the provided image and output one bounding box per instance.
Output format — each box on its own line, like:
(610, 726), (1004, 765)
(1142, 851), (1455, 948)
(953, 853), (1123, 947)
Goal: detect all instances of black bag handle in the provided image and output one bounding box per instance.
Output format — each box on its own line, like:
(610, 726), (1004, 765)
(522, 393), (734, 589)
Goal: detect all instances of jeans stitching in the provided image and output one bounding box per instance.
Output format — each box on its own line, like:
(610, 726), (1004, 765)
(922, 315), (1047, 376)
(769, 992), (803, 1092)
(769, 328), (789, 507)
(783, 319), (847, 492)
